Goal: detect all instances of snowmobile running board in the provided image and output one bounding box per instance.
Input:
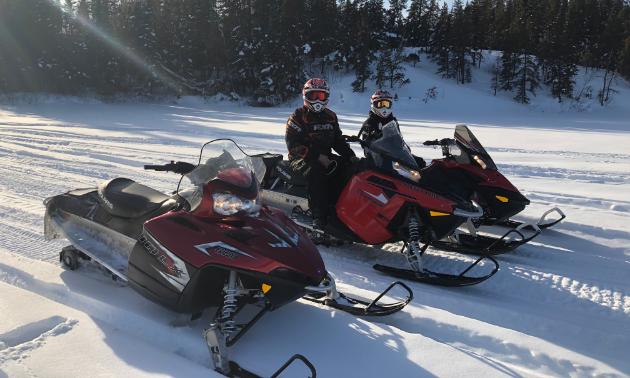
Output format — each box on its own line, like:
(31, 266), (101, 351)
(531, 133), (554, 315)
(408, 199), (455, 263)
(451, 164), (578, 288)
(373, 255), (499, 287)
(431, 223), (542, 256)
(495, 207), (566, 231)
(302, 281), (414, 316)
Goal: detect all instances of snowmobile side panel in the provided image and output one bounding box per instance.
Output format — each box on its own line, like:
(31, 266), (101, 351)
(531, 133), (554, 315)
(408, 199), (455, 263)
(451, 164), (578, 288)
(336, 171), (463, 244)
(45, 206), (133, 281)
(127, 229), (194, 304)
(262, 190), (309, 215)
(335, 174), (395, 244)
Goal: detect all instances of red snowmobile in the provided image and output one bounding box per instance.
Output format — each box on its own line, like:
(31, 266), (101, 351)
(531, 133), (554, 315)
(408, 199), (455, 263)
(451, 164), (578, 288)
(421, 125), (565, 255)
(262, 122), (499, 287)
(44, 139), (412, 376)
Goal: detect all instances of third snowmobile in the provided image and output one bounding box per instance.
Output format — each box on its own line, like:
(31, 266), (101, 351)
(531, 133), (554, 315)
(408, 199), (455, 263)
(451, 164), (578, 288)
(262, 122), (499, 287)
(421, 125), (565, 255)
(44, 139), (412, 376)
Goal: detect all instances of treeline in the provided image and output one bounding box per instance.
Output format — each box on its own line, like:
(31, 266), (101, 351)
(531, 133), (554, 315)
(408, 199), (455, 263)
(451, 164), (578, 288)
(0, 0), (629, 105)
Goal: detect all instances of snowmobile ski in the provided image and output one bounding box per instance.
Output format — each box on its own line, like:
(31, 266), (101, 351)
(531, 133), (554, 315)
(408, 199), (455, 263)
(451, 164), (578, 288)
(494, 207), (566, 230)
(431, 223), (542, 256)
(302, 280), (413, 316)
(228, 354), (316, 378)
(373, 254), (499, 287)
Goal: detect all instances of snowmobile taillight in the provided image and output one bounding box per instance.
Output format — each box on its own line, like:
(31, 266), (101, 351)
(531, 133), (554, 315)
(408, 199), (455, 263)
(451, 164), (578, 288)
(392, 161), (421, 182)
(216, 168), (252, 188)
(212, 190), (261, 216)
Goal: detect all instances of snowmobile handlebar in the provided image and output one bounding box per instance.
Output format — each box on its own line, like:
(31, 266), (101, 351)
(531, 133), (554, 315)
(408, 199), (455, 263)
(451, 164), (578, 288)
(423, 138), (454, 146)
(144, 161), (196, 175)
(344, 135), (370, 148)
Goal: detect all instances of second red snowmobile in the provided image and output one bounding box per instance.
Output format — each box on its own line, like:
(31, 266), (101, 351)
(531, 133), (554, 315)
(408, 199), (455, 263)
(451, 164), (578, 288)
(421, 125), (565, 255)
(262, 122), (499, 287)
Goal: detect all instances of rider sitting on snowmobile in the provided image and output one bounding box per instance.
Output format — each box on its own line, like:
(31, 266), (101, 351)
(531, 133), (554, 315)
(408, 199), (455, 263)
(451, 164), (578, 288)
(359, 90), (426, 168)
(285, 78), (360, 230)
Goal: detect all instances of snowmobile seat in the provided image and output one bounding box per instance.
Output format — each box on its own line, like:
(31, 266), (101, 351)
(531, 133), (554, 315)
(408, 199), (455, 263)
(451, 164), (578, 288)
(272, 161), (307, 187)
(97, 178), (170, 219)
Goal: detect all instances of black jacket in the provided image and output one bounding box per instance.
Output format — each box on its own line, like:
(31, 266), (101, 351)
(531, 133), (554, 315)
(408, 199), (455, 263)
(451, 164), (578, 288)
(359, 111), (398, 142)
(285, 106), (355, 160)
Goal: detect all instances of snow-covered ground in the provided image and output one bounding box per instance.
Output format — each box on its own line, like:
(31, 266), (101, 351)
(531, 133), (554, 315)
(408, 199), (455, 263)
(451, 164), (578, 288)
(1, 60), (629, 377)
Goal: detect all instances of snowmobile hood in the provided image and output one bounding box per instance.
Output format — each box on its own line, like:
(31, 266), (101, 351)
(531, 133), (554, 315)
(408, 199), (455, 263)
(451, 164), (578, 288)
(143, 207), (326, 280)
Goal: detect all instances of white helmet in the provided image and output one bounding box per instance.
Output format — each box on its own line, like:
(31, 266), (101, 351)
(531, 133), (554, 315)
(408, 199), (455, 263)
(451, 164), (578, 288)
(371, 90), (393, 118)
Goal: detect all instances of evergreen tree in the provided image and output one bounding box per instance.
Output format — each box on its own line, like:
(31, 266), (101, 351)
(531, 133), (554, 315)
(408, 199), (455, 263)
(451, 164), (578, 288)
(450, 0), (473, 84)
(539, 0), (578, 102)
(421, 0), (439, 53)
(592, 4), (626, 105)
(406, 0), (427, 47)
(385, 0), (408, 47)
(468, 0), (492, 67)
(351, 6), (375, 93)
(373, 48), (411, 89)
(510, 0), (541, 104)
(432, 2), (454, 78)
(335, 0), (360, 73)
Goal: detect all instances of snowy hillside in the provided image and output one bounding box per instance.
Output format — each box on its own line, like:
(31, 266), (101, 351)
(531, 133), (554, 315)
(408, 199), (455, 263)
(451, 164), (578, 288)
(1, 61), (629, 378)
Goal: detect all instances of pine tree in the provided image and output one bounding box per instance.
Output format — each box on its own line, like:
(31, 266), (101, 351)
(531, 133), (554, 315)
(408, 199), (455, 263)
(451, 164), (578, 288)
(351, 6), (374, 93)
(450, 0), (473, 84)
(432, 2), (453, 79)
(373, 47), (410, 88)
(510, 0), (541, 104)
(593, 4), (626, 105)
(406, 0), (427, 47)
(385, 0), (408, 48)
(468, 0), (491, 67)
(539, 0), (578, 102)
(421, 0), (439, 53)
(335, 0), (360, 73)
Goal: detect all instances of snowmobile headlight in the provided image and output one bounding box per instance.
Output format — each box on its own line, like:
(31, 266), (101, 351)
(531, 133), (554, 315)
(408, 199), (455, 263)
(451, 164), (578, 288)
(392, 161), (421, 182)
(212, 191), (261, 216)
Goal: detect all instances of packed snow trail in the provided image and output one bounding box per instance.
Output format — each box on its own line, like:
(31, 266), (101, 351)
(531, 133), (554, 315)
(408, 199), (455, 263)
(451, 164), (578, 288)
(1, 86), (629, 377)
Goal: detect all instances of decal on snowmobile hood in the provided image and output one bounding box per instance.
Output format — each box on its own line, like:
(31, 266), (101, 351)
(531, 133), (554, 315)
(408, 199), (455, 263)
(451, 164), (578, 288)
(194, 242), (257, 259)
(140, 233), (190, 292)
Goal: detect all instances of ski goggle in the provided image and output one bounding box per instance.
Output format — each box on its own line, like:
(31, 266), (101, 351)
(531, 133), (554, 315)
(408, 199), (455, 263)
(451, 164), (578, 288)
(306, 91), (329, 101)
(374, 100), (392, 109)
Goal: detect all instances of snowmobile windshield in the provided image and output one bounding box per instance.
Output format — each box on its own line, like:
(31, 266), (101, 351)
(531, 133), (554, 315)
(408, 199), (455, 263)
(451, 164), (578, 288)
(453, 125), (497, 171)
(177, 139), (266, 211)
(369, 121), (419, 169)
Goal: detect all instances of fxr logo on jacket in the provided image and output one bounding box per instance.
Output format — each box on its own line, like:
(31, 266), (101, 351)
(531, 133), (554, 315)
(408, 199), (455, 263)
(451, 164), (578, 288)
(312, 124), (333, 131)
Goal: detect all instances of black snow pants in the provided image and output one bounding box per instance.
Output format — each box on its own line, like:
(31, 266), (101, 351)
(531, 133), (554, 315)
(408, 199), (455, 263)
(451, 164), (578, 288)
(289, 155), (348, 218)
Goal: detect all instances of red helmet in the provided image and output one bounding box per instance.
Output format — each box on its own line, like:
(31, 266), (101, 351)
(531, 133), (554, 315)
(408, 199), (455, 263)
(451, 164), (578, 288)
(371, 90), (393, 118)
(303, 78), (330, 112)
